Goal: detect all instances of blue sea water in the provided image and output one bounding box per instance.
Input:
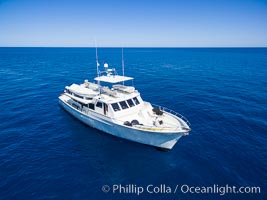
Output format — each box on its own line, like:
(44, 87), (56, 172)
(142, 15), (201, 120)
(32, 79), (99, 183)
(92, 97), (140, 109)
(0, 47), (266, 200)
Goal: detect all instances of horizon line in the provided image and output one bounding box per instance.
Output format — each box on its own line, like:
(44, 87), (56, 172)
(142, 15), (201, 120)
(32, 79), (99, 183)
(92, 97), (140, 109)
(0, 46), (266, 48)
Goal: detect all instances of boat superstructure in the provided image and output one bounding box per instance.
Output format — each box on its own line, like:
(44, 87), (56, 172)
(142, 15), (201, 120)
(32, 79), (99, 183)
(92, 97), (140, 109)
(59, 50), (191, 150)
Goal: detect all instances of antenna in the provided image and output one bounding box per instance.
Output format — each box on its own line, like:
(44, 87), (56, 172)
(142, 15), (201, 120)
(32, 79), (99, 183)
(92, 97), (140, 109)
(95, 41), (101, 95)
(122, 47), (125, 85)
(95, 43), (100, 77)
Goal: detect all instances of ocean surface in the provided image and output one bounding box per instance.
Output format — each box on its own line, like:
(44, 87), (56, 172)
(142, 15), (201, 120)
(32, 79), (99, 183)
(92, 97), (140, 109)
(0, 47), (266, 200)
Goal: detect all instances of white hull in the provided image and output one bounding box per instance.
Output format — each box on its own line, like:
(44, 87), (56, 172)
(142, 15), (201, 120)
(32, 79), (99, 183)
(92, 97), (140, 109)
(58, 98), (185, 149)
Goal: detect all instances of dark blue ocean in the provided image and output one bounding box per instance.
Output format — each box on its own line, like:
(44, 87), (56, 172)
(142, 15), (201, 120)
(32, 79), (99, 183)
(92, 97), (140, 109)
(0, 47), (266, 200)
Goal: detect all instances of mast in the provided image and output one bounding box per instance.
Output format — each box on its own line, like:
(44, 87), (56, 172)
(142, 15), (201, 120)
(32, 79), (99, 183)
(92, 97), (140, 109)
(96, 46), (100, 77)
(95, 43), (101, 94)
(122, 48), (125, 85)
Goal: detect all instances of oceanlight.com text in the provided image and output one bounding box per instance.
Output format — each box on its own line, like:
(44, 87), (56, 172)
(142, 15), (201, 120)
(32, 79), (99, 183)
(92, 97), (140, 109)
(179, 184), (261, 195)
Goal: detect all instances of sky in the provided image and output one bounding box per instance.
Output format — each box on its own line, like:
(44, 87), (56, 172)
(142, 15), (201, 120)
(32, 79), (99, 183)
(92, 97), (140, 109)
(0, 0), (266, 47)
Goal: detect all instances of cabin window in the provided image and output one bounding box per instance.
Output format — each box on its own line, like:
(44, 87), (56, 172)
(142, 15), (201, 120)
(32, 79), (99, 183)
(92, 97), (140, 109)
(96, 102), (103, 108)
(71, 101), (81, 110)
(119, 101), (129, 109)
(127, 99), (135, 107)
(85, 97), (92, 100)
(89, 103), (94, 110)
(81, 103), (87, 107)
(74, 93), (84, 99)
(133, 97), (140, 105)
(72, 104), (79, 110)
(111, 103), (121, 112)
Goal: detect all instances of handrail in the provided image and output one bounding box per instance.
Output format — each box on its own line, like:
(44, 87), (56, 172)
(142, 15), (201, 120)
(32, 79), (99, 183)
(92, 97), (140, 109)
(151, 103), (191, 126)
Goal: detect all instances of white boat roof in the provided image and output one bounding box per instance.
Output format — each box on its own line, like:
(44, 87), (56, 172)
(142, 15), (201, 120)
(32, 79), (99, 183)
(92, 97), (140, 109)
(66, 84), (98, 97)
(94, 75), (133, 83)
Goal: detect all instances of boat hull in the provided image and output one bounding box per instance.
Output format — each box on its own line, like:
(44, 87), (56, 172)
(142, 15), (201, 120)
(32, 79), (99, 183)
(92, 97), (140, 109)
(58, 98), (186, 149)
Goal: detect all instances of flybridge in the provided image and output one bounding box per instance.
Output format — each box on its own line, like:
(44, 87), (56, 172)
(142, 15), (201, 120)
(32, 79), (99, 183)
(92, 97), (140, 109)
(94, 75), (133, 83)
(95, 61), (133, 83)
(95, 47), (132, 84)
(94, 66), (135, 95)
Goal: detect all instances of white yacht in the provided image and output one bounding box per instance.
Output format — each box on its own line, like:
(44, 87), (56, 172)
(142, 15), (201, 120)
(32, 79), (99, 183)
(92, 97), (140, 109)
(58, 52), (191, 150)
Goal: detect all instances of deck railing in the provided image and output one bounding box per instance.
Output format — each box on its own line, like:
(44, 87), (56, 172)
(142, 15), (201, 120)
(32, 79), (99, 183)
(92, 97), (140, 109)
(151, 103), (191, 126)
